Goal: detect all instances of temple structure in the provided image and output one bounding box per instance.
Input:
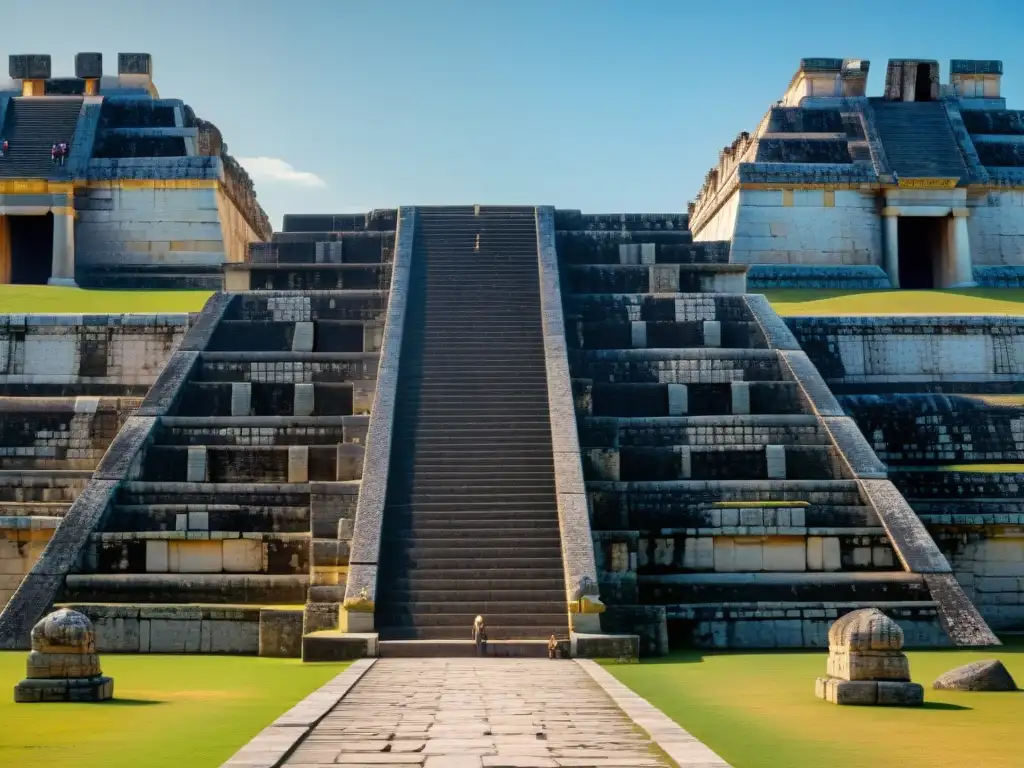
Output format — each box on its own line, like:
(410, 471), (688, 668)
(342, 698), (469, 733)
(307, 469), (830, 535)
(690, 58), (1024, 289)
(1, 55), (1022, 658)
(0, 53), (270, 289)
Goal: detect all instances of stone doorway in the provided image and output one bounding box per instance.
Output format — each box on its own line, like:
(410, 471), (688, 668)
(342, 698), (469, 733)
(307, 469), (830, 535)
(915, 65), (933, 101)
(8, 213), (53, 285)
(897, 216), (945, 289)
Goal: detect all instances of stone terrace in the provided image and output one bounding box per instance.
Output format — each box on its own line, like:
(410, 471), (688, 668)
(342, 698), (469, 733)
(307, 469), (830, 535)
(788, 315), (1024, 633)
(0, 211), (399, 652)
(0, 314), (190, 609)
(554, 211), (996, 650)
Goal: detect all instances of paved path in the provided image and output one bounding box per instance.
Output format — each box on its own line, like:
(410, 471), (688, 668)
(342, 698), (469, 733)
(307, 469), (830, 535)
(283, 658), (673, 767)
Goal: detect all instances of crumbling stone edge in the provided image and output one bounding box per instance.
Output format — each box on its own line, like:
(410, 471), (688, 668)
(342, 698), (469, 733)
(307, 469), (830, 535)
(0, 293), (235, 650)
(343, 207), (416, 627)
(536, 206), (604, 628)
(575, 660), (733, 767)
(219, 658), (377, 768)
(743, 294), (999, 646)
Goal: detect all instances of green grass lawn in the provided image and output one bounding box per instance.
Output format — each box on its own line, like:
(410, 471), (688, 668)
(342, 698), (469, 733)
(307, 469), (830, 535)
(0, 285), (1023, 318)
(764, 288), (1024, 316)
(608, 643), (1024, 768)
(0, 285), (213, 314)
(0, 652), (347, 768)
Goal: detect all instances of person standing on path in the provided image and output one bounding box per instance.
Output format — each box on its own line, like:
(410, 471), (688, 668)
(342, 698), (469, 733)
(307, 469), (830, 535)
(473, 615), (488, 657)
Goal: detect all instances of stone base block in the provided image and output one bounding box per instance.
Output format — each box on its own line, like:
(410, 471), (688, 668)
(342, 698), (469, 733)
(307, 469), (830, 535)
(302, 631), (378, 662)
(258, 609), (303, 659)
(827, 650), (910, 682)
(815, 676), (923, 706)
(25, 651), (101, 679)
(15, 675), (113, 703)
(570, 632), (639, 662)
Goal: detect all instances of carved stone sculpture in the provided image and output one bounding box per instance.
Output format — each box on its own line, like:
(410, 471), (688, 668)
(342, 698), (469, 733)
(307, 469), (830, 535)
(14, 609), (114, 703)
(814, 608), (923, 706)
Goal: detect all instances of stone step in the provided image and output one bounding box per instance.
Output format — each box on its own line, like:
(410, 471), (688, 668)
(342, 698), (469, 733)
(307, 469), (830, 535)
(382, 588), (566, 603)
(63, 573), (308, 603)
(395, 556), (563, 572)
(639, 571), (929, 604)
(375, 612), (567, 629)
(376, 639), (552, 658)
(391, 499), (555, 512)
(380, 600), (567, 616)
(397, 543), (563, 559)
(376, 626), (561, 641)
(393, 514), (561, 528)
(384, 574), (565, 590)
(105, 504), (310, 533)
(402, 492), (556, 505)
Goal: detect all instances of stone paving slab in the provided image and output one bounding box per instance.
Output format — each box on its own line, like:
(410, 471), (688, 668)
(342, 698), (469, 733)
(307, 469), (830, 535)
(242, 658), (733, 768)
(220, 659), (377, 768)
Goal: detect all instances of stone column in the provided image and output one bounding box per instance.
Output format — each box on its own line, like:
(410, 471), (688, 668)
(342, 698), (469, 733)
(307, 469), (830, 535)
(48, 210), (77, 287)
(949, 210), (976, 287)
(882, 212), (900, 289)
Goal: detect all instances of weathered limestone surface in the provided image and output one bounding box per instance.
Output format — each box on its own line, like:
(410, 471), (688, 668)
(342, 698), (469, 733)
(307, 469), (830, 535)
(537, 206), (603, 628)
(932, 659), (1017, 691)
(14, 608), (113, 702)
(815, 608), (923, 706)
(344, 207), (415, 628)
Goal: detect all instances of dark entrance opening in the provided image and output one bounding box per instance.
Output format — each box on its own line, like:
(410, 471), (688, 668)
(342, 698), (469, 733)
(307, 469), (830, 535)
(898, 216), (942, 289)
(9, 214), (53, 285)
(914, 65), (932, 101)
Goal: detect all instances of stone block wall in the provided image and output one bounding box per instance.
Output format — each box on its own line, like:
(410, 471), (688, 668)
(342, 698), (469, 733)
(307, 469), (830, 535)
(0, 314), (191, 392)
(787, 316), (1024, 393)
(720, 188), (882, 268)
(792, 313), (1024, 631)
(75, 185), (258, 289)
(0, 518), (58, 607)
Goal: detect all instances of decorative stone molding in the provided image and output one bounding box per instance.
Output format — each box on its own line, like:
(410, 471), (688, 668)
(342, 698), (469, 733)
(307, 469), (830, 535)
(536, 206), (603, 631)
(343, 207), (416, 631)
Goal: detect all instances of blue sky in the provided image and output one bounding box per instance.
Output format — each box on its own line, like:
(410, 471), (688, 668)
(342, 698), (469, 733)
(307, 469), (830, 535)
(9, 0), (1023, 228)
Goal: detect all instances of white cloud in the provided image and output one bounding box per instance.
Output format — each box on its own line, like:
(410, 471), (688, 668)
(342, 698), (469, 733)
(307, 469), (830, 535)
(237, 157), (327, 188)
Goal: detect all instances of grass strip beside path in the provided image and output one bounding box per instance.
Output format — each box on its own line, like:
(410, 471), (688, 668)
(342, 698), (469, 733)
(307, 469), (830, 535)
(607, 643), (1024, 768)
(0, 653), (346, 768)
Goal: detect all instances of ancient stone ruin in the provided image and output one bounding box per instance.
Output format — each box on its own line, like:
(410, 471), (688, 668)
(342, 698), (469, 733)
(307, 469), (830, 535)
(2, 53), (1024, 660)
(14, 607), (113, 702)
(933, 659), (1018, 692)
(815, 608), (923, 706)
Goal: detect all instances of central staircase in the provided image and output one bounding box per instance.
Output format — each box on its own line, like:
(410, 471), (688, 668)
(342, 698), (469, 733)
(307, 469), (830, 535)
(871, 100), (968, 180)
(375, 206), (568, 656)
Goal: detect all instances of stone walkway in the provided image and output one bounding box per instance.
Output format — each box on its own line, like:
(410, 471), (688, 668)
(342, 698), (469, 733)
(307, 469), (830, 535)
(223, 658), (732, 768)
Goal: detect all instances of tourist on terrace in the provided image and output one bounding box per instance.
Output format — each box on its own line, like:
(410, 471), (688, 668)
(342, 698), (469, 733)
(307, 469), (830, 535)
(548, 634), (559, 660)
(472, 615), (488, 657)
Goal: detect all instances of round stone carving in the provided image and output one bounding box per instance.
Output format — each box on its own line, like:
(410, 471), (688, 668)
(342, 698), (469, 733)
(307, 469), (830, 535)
(933, 660), (1018, 692)
(828, 608), (904, 651)
(31, 608), (97, 653)
(15, 609), (112, 703)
